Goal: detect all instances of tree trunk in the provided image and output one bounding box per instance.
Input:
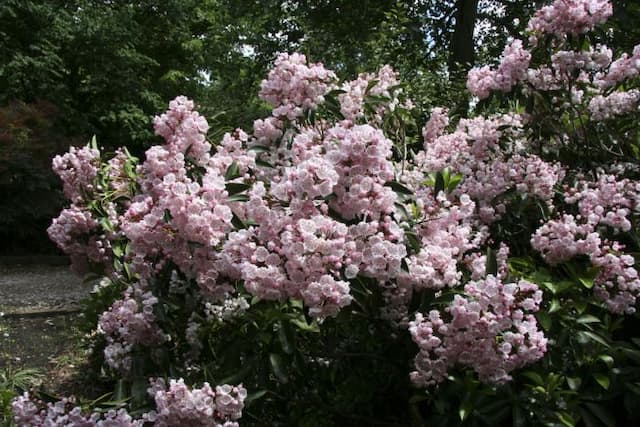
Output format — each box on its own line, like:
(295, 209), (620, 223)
(448, 0), (479, 116)
(449, 0), (479, 73)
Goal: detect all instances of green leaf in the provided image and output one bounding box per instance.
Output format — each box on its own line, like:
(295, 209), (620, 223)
(537, 311), (552, 330)
(113, 380), (127, 401)
(112, 244), (124, 258)
(593, 373), (610, 390)
(269, 353), (289, 383)
(521, 371), (544, 386)
(225, 161), (241, 180)
(556, 411), (576, 427)
(248, 145), (271, 153)
(289, 316), (319, 333)
(405, 230), (421, 253)
(218, 364), (252, 385)
(625, 382), (640, 395)
(621, 347), (640, 363)
(486, 247), (498, 276)
(324, 95), (341, 111)
(245, 390), (268, 406)
(394, 202), (410, 220)
(163, 209), (172, 223)
(225, 182), (251, 195)
(597, 354), (614, 367)
(408, 394), (429, 404)
(540, 281), (558, 294)
(576, 315), (601, 324)
(325, 89), (347, 97)
(385, 180), (414, 195)
(228, 194), (249, 203)
(99, 217), (114, 232)
(513, 406), (526, 427)
(566, 376), (581, 391)
(365, 79), (379, 94)
(255, 158), (275, 168)
(578, 276), (595, 289)
(458, 395), (473, 421)
(569, 264), (599, 289)
(549, 298), (561, 313)
(447, 174), (463, 192)
(459, 401), (472, 421)
(574, 300), (587, 314)
(231, 212), (246, 230)
(277, 321), (293, 355)
(123, 262), (132, 280)
(131, 377), (148, 407)
(442, 167), (451, 184)
(434, 171), (445, 195)
(584, 403), (615, 427)
(579, 331), (610, 348)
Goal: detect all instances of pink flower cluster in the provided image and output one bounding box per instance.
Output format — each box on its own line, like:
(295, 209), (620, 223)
(259, 53), (337, 120)
(50, 47), (596, 393)
(338, 65), (409, 123)
(467, 40), (531, 99)
(398, 193), (480, 291)
(153, 96), (212, 165)
(12, 379), (246, 427)
(551, 46), (612, 79)
(210, 129), (256, 179)
(47, 205), (110, 275)
(252, 116), (284, 146)
(301, 275), (352, 319)
(522, 43), (640, 99)
(106, 148), (136, 196)
(218, 120), (404, 318)
(466, 0), (639, 121)
(409, 276), (546, 385)
(596, 44), (640, 88)
(146, 378), (246, 427)
(121, 97), (238, 298)
(589, 90), (640, 120)
(272, 156), (339, 201)
(531, 214), (600, 263)
(422, 107), (449, 145)
(52, 145), (100, 203)
(419, 113), (564, 223)
(98, 282), (167, 372)
(12, 393), (142, 427)
(532, 174), (640, 313)
(380, 189), (485, 326)
(325, 124), (397, 220)
(221, 213), (354, 316)
(526, 0), (613, 38)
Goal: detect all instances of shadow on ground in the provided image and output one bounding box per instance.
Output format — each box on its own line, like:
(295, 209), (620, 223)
(0, 262), (106, 397)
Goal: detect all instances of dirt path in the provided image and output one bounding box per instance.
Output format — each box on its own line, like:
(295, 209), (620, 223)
(0, 264), (90, 314)
(0, 263), (93, 386)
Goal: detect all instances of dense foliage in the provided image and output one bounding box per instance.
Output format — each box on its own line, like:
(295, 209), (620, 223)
(0, 101), (71, 253)
(5, 0), (639, 254)
(5, 0), (640, 426)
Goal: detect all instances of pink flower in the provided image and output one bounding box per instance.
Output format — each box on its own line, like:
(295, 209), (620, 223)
(527, 0), (613, 38)
(409, 276), (546, 386)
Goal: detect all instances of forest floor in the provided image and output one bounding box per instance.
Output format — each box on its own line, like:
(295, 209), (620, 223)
(0, 262), (101, 396)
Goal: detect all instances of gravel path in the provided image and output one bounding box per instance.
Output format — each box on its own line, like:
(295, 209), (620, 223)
(0, 263), (93, 371)
(0, 265), (91, 314)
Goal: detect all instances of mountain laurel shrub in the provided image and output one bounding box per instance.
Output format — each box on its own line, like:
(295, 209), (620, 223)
(12, 1), (640, 425)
